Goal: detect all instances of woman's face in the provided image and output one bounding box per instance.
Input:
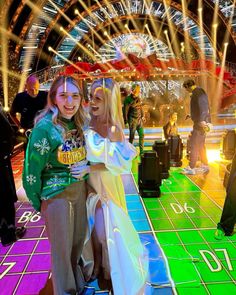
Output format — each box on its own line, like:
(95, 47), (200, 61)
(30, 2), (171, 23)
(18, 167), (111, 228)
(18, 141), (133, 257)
(90, 88), (106, 117)
(55, 82), (81, 119)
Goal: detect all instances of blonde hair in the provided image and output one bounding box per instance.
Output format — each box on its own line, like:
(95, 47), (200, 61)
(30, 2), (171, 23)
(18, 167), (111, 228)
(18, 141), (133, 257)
(35, 75), (87, 135)
(90, 78), (124, 130)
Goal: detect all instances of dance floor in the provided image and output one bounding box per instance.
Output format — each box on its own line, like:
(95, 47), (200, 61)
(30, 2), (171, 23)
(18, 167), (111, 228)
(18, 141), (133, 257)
(1, 145), (236, 294)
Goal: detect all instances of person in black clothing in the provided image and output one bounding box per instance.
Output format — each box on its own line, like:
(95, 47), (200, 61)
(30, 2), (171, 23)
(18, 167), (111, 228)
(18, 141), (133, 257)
(123, 84), (145, 155)
(182, 79), (211, 175)
(0, 104), (26, 246)
(163, 112), (178, 140)
(10, 75), (47, 150)
(215, 153), (236, 239)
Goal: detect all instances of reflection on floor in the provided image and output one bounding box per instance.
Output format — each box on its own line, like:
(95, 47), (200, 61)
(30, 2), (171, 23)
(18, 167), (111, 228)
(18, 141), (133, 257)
(1, 147), (236, 294)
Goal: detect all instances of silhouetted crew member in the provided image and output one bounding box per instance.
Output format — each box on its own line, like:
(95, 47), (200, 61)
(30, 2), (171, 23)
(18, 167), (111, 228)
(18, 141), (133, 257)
(215, 153), (236, 239)
(123, 84), (145, 155)
(0, 104), (26, 246)
(10, 75), (47, 150)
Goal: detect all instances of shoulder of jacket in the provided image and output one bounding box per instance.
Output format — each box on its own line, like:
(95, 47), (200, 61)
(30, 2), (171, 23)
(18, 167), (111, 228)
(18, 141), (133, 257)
(33, 118), (63, 145)
(35, 115), (54, 130)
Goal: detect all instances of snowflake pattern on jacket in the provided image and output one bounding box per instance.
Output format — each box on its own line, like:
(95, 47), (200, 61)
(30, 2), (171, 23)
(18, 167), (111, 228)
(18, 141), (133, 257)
(23, 113), (86, 211)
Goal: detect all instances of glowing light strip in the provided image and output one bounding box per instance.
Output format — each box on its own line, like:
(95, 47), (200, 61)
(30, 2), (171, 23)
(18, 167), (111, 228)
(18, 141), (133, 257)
(118, 1), (125, 15)
(51, 64), (63, 68)
(23, 68), (32, 72)
(161, 6), (170, 18)
(58, 50), (72, 53)
(23, 46), (38, 49)
(32, 24), (46, 30)
(154, 3), (162, 15)
(83, 17), (96, 27)
(43, 6), (57, 14)
(169, 11), (179, 21)
(93, 11), (105, 22)
(184, 24), (197, 31)
(221, 5), (234, 12)
(87, 44), (101, 57)
(110, 3), (119, 16)
(0, 19), (9, 108)
(74, 26), (89, 34)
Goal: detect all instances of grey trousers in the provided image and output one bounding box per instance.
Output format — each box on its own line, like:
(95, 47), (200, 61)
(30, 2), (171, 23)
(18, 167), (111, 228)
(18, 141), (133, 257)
(41, 181), (87, 295)
(189, 127), (208, 168)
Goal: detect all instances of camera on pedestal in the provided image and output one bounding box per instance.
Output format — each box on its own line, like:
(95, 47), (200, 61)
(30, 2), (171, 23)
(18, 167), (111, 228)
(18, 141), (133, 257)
(138, 151), (162, 198)
(167, 135), (183, 167)
(152, 140), (170, 179)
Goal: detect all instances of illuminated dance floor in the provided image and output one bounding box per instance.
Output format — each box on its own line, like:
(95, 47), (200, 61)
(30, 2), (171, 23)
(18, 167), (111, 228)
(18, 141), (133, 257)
(1, 150), (236, 294)
(2, 0), (236, 293)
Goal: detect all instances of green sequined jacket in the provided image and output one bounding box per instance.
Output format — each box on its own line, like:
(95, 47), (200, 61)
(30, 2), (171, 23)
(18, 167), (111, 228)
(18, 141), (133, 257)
(23, 113), (86, 211)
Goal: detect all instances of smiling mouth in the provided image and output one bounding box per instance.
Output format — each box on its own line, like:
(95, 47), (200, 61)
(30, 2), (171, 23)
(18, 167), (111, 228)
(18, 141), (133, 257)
(64, 106), (75, 111)
(91, 106), (99, 111)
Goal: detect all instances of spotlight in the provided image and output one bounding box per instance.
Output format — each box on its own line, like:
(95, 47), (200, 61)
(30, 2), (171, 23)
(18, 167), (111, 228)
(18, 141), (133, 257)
(104, 31), (107, 36)
(164, 30), (168, 35)
(224, 42), (228, 47)
(48, 46), (52, 52)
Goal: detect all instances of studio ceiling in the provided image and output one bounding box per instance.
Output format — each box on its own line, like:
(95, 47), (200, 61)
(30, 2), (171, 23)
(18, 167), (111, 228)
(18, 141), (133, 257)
(1, 0), (236, 73)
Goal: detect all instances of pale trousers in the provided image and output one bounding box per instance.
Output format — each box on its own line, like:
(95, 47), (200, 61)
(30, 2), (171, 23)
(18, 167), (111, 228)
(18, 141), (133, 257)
(41, 181), (87, 295)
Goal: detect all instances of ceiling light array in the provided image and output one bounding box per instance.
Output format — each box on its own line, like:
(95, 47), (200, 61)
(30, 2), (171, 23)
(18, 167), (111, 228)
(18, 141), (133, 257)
(15, 0), (234, 74)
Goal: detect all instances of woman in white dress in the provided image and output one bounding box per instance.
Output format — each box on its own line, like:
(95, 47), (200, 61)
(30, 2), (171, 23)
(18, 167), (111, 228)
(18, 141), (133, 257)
(71, 78), (148, 295)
